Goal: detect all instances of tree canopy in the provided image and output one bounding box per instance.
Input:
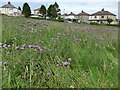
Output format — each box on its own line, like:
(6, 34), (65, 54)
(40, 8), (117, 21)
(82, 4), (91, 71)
(107, 18), (113, 24)
(47, 2), (61, 19)
(39, 5), (46, 18)
(22, 2), (31, 18)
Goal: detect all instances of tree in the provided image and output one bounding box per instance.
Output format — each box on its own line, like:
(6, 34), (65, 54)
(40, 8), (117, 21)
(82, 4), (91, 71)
(107, 18), (113, 24)
(47, 2), (61, 19)
(22, 2), (31, 18)
(39, 5), (46, 18)
(47, 4), (55, 19)
(53, 2), (61, 19)
(18, 6), (21, 11)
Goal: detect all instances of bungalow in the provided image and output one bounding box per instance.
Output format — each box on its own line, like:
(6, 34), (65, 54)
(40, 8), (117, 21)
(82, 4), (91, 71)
(0, 2), (21, 16)
(61, 13), (68, 19)
(89, 8), (117, 24)
(75, 10), (90, 23)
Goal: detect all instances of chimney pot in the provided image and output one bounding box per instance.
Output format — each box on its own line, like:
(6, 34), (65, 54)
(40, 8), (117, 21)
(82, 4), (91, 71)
(8, 2), (10, 4)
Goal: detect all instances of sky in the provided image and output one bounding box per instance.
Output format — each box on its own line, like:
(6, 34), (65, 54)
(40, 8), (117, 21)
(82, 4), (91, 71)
(0, 0), (119, 18)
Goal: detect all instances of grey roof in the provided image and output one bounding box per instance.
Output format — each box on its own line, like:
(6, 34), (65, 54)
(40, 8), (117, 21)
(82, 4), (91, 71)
(1, 3), (17, 8)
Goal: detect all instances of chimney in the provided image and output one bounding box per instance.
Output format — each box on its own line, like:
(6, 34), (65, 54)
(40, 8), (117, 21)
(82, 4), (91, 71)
(81, 10), (84, 13)
(101, 8), (104, 11)
(8, 2), (10, 4)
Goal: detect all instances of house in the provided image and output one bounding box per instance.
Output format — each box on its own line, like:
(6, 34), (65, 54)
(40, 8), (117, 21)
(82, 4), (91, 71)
(0, 2), (21, 16)
(89, 8), (117, 24)
(34, 8), (43, 17)
(67, 12), (77, 20)
(61, 12), (77, 21)
(75, 10), (90, 23)
(61, 13), (68, 19)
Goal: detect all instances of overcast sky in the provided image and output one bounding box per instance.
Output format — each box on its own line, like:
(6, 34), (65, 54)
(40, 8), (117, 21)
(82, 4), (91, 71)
(0, 0), (119, 18)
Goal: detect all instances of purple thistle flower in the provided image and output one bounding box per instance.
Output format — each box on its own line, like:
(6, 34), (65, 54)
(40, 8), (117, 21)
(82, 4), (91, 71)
(39, 40), (41, 42)
(68, 58), (71, 62)
(85, 70), (88, 72)
(3, 44), (7, 48)
(40, 49), (43, 51)
(15, 46), (19, 50)
(63, 35), (65, 36)
(100, 38), (104, 40)
(7, 52), (10, 55)
(49, 50), (52, 52)
(3, 62), (7, 66)
(29, 45), (33, 48)
(57, 33), (61, 35)
(21, 47), (24, 50)
(8, 45), (11, 47)
(52, 38), (54, 40)
(57, 61), (59, 63)
(48, 73), (50, 77)
(56, 64), (60, 67)
(66, 34), (71, 36)
(0, 46), (2, 48)
(63, 62), (69, 66)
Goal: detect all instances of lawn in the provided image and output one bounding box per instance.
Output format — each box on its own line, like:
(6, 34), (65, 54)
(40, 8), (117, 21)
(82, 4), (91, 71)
(1, 16), (118, 88)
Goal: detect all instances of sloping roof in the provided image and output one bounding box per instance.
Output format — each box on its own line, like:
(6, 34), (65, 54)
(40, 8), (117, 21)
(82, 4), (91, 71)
(69, 12), (76, 15)
(91, 9), (116, 16)
(63, 13), (68, 16)
(34, 8), (40, 11)
(77, 10), (90, 16)
(0, 2), (16, 8)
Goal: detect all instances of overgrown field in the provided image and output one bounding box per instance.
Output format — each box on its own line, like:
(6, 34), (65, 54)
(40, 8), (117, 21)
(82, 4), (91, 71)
(1, 16), (118, 88)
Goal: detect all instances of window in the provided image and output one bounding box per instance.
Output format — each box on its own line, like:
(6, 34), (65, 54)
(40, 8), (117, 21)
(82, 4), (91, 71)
(101, 16), (104, 18)
(95, 16), (97, 18)
(9, 8), (13, 10)
(107, 16), (108, 19)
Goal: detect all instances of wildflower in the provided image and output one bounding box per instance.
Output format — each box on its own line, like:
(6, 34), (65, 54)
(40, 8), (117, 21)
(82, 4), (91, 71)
(48, 73), (51, 77)
(66, 34), (71, 36)
(29, 45), (32, 48)
(57, 61), (59, 63)
(63, 62), (69, 66)
(7, 52), (10, 55)
(39, 40), (41, 42)
(3, 44), (7, 48)
(56, 64), (60, 67)
(85, 70), (88, 72)
(57, 33), (61, 35)
(21, 47), (24, 50)
(8, 45), (11, 47)
(63, 35), (65, 36)
(23, 44), (26, 47)
(0, 46), (2, 48)
(49, 50), (52, 52)
(100, 38), (104, 40)
(40, 49), (43, 51)
(15, 46), (19, 50)
(52, 38), (54, 40)
(3, 62), (8, 66)
(68, 58), (71, 62)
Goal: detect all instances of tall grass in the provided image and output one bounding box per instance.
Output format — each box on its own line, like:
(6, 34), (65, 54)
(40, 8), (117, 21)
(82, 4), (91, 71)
(1, 16), (118, 88)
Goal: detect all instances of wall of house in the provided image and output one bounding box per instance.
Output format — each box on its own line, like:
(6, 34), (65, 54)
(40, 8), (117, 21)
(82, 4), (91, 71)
(89, 15), (117, 24)
(34, 11), (39, 15)
(77, 15), (89, 22)
(0, 8), (21, 16)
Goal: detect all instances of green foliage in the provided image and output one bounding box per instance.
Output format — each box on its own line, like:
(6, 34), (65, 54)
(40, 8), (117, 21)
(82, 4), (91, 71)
(90, 22), (100, 25)
(22, 2), (31, 18)
(47, 2), (61, 19)
(107, 18), (113, 24)
(39, 5), (46, 18)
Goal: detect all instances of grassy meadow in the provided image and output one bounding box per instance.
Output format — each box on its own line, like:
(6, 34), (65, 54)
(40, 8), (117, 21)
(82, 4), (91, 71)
(1, 16), (118, 88)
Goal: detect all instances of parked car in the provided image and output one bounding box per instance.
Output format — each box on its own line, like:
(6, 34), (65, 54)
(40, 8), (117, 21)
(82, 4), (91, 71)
(65, 20), (73, 23)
